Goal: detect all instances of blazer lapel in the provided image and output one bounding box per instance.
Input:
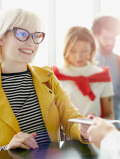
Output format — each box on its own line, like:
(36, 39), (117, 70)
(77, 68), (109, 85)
(27, 64), (55, 124)
(0, 65), (21, 133)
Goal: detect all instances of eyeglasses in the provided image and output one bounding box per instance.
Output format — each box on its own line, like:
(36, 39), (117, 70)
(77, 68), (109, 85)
(8, 27), (45, 44)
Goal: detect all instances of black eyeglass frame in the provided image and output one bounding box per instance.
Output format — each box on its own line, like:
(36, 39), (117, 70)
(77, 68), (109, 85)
(7, 27), (45, 44)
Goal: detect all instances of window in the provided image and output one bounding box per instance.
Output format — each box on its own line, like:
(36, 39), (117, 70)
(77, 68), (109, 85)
(1, 0), (120, 66)
(101, 0), (120, 55)
(55, 0), (94, 66)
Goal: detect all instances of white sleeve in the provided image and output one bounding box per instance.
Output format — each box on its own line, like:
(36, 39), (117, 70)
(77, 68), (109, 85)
(100, 131), (120, 159)
(101, 81), (114, 98)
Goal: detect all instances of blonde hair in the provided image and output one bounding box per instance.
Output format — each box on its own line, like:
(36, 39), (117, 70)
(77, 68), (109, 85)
(0, 8), (43, 62)
(63, 26), (96, 67)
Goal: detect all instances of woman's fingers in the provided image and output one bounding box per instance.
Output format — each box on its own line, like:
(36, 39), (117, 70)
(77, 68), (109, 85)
(79, 124), (90, 139)
(86, 114), (95, 119)
(79, 115), (95, 139)
(26, 134), (38, 149)
(20, 132), (38, 148)
(79, 114), (95, 139)
(8, 142), (30, 150)
(85, 113), (96, 118)
(7, 132), (38, 150)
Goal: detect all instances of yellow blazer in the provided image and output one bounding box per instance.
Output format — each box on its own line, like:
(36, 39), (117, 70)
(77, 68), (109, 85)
(0, 64), (86, 146)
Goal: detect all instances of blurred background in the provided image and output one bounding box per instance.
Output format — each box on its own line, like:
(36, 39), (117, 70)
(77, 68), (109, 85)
(1, 0), (120, 66)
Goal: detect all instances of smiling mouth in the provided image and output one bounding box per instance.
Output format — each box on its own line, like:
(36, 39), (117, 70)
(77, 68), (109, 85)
(76, 60), (83, 63)
(19, 49), (33, 54)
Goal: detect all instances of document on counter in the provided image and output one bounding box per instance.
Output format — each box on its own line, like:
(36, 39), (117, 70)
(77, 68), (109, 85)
(68, 118), (120, 125)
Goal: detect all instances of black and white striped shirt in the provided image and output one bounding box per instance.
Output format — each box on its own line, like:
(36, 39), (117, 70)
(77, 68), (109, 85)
(1, 70), (51, 150)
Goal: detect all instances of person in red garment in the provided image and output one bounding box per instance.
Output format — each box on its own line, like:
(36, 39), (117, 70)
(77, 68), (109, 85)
(53, 26), (114, 119)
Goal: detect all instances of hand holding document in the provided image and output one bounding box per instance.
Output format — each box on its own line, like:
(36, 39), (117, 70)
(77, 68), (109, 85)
(68, 118), (120, 125)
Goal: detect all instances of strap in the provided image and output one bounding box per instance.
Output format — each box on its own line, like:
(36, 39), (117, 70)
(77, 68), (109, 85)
(116, 54), (120, 79)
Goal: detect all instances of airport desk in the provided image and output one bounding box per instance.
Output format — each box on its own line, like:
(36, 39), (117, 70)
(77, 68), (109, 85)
(0, 140), (101, 159)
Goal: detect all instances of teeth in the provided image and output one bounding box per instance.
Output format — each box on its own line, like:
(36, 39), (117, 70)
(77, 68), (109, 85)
(20, 49), (32, 54)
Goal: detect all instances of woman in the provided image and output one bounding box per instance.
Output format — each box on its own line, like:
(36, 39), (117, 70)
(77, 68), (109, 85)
(53, 26), (114, 119)
(0, 8), (90, 150)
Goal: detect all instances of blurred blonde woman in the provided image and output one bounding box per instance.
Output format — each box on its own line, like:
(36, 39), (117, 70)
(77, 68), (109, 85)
(53, 26), (114, 119)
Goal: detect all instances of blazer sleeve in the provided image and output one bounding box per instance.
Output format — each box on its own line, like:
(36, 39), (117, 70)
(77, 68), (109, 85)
(49, 72), (89, 144)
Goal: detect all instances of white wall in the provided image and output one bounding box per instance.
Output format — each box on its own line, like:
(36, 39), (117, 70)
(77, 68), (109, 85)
(0, 0), (120, 67)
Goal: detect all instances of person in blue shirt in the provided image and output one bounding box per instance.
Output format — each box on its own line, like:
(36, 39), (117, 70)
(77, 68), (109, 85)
(91, 15), (120, 125)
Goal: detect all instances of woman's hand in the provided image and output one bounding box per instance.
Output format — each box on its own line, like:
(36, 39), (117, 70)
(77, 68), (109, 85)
(85, 113), (96, 118)
(7, 132), (38, 150)
(87, 117), (117, 148)
(79, 115), (95, 140)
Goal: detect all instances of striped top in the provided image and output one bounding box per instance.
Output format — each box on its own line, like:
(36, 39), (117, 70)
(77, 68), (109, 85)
(1, 70), (51, 147)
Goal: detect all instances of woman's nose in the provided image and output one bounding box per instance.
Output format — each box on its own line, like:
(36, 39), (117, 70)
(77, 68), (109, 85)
(25, 36), (34, 45)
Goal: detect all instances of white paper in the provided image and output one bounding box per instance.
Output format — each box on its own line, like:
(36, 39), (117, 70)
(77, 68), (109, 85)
(68, 118), (120, 125)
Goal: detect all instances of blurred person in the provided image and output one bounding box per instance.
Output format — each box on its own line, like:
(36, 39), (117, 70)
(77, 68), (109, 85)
(53, 26), (114, 119)
(0, 8), (91, 151)
(87, 117), (120, 159)
(92, 15), (120, 122)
